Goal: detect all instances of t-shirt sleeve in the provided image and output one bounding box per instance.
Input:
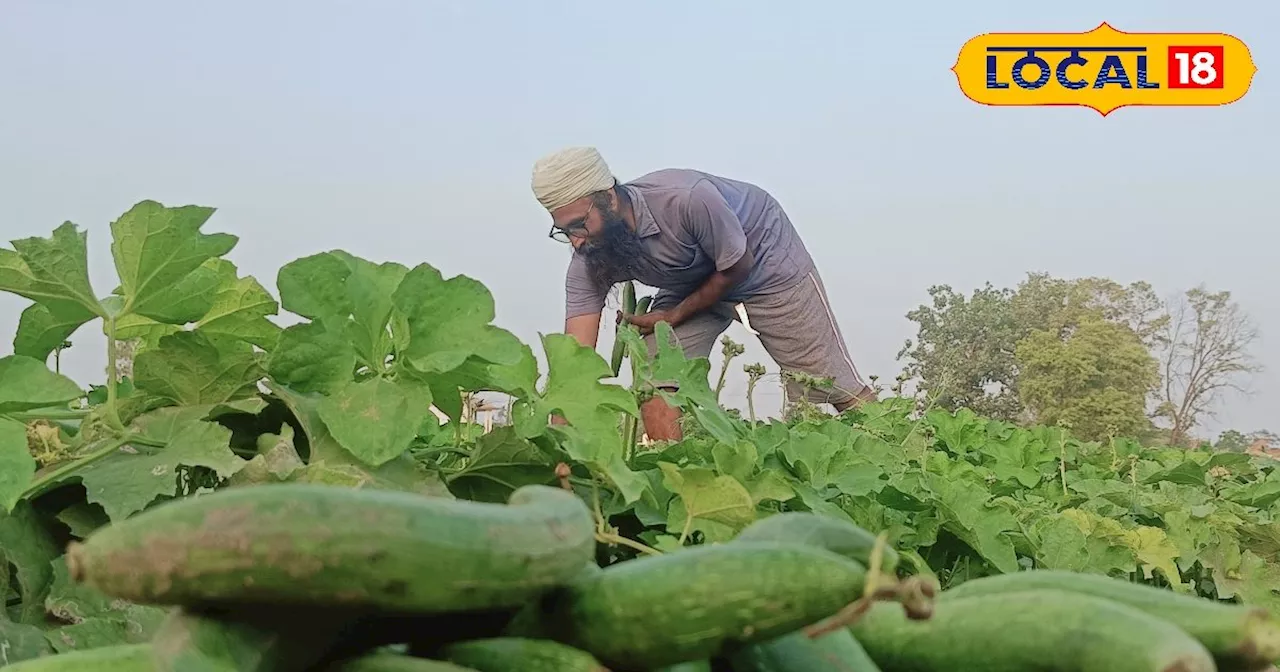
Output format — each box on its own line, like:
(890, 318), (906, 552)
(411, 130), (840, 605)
(682, 178), (747, 271)
(564, 253), (608, 319)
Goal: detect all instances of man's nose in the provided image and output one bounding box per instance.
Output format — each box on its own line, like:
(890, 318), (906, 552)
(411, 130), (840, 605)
(570, 236), (587, 250)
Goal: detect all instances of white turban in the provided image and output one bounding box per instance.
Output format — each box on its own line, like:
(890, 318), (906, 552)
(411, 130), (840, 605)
(530, 146), (616, 212)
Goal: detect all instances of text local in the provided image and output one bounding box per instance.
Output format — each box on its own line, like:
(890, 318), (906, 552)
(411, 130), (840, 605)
(986, 46), (1160, 90)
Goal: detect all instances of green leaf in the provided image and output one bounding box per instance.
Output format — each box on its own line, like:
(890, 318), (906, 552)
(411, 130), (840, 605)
(659, 462), (756, 542)
(77, 408), (247, 521)
(778, 428), (839, 488)
(926, 408), (987, 455)
(0, 221), (103, 317)
(0, 619), (53, 665)
(132, 331), (263, 406)
(711, 440), (757, 483)
(119, 258), (222, 325)
(43, 560), (167, 650)
(622, 323), (743, 443)
(1031, 510), (1136, 577)
(446, 427), (558, 503)
(1143, 460), (1208, 487)
(392, 263), (526, 374)
(267, 322), (357, 395)
(511, 333), (644, 502)
(927, 475), (1021, 573)
(109, 259), (282, 351)
(0, 355), (84, 414)
(53, 502), (109, 540)
(112, 313), (180, 351)
(13, 301), (95, 363)
(0, 418), (36, 513)
(745, 469), (796, 505)
(108, 200), (237, 321)
(329, 251), (408, 370)
(317, 377), (433, 467)
(0, 501), (60, 623)
(191, 259), (282, 350)
(265, 381), (452, 497)
(981, 429), (1053, 488)
(276, 252), (354, 324)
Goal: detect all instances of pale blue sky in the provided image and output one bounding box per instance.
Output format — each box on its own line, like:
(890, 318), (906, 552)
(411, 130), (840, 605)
(1, 1), (1274, 441)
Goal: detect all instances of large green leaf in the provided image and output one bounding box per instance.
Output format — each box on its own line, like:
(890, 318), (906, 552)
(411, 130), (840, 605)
(265, 381), (452, 497)
(317, 376), (432, 467)
(392, 263), (525, 374)
(620, 323), (742, 444)
(0, 619), (53, 664)
(110, 259), (282, 352)
(0, 355), (84, 414)
(329, 251), (408, 370)
(43, 560), (167, 652)
(0, 418), (35, 513)
(0, 501), (60, 623)
(12, 301), (95, 363)
(117, 258), (222, 326)
(108, 200), (238, 321)
(132, 331), (263, 406)
(512, 333), (645, 503)
(659, 462), (756, 543)
(446, 427), (559, 503)
(266, 322), (356, 395)
(277, 251), (408, 367)
(76, 407), (247, 521)
(0, 222), (103, 317)
(188, 259), (281, 349)
(276, 251), (354, 324)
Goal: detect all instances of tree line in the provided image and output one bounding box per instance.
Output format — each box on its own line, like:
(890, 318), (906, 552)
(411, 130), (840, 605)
(894, 273), (1268, 449)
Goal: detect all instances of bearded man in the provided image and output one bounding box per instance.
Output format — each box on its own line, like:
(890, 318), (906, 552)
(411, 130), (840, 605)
(531, 146), (874, 441)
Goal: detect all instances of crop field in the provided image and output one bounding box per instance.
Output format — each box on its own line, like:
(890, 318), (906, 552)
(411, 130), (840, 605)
(1, 200), (1278, 670)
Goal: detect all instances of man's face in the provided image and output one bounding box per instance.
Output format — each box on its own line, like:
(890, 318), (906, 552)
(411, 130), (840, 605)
(550, 191), (642, 288)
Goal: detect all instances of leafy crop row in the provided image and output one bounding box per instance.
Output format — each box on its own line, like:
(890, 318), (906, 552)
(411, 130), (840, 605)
(0, 200), (1277, 662)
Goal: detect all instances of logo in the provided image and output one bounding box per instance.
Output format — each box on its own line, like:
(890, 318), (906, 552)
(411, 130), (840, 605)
(952, 22), (1256, 115)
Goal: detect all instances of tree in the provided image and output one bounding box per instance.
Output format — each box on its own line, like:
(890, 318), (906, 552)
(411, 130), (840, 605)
(1215, 429), (1251, 452)
(896, 283), (1022, 421)
(1011, 274), (1167, 348)
(898, 273), (1166, 425)
(1153, 287), (1262, 447)
(1015, 316), (1160, 441)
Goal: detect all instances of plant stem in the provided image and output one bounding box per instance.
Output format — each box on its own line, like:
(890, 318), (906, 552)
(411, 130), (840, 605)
(622, 415), (637, 465)
(23, 433), (136, 500)
(746, 379), (758, 426)
(596, 531), (662, 556)
(1059, 434), (1069, 498)
(7, 409), (90, 421)
(103, 317), (126, 433)
(677, 515), (694, 546)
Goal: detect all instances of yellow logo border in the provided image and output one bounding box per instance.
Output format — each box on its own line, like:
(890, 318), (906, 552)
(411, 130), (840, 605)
(950, 21), (1259, 116)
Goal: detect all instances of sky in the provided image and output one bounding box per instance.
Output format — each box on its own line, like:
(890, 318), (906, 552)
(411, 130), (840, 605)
(1, 1), (1275, 441)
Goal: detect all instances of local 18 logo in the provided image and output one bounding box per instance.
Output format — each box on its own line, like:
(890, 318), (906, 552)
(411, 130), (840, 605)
(951, 22), (1257, 115)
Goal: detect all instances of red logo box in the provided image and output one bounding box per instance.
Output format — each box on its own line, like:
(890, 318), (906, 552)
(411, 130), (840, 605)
(1168, 45), (1225, 88)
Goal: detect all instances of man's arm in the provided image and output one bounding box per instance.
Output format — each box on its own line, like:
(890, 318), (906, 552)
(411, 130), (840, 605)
(627, 178), (754, 332)
(563, 253), (607, 346)
(565, 312), (602, 348)
(667, 252), (752, 324)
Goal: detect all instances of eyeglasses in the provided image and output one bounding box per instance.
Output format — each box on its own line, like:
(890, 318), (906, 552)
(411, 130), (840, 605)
(548, 202), (594, 244)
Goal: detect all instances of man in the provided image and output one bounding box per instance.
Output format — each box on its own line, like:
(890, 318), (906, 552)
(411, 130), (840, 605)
(531, 146), (875, 441)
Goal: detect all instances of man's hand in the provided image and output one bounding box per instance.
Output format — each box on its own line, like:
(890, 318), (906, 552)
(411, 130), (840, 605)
(622, 309), (678, 336)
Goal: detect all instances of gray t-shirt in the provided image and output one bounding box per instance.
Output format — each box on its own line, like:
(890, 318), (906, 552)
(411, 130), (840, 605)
(564, 168), (816, 319)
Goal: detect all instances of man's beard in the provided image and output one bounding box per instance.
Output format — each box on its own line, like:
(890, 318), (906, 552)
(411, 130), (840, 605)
(578, 209), (644, 289)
